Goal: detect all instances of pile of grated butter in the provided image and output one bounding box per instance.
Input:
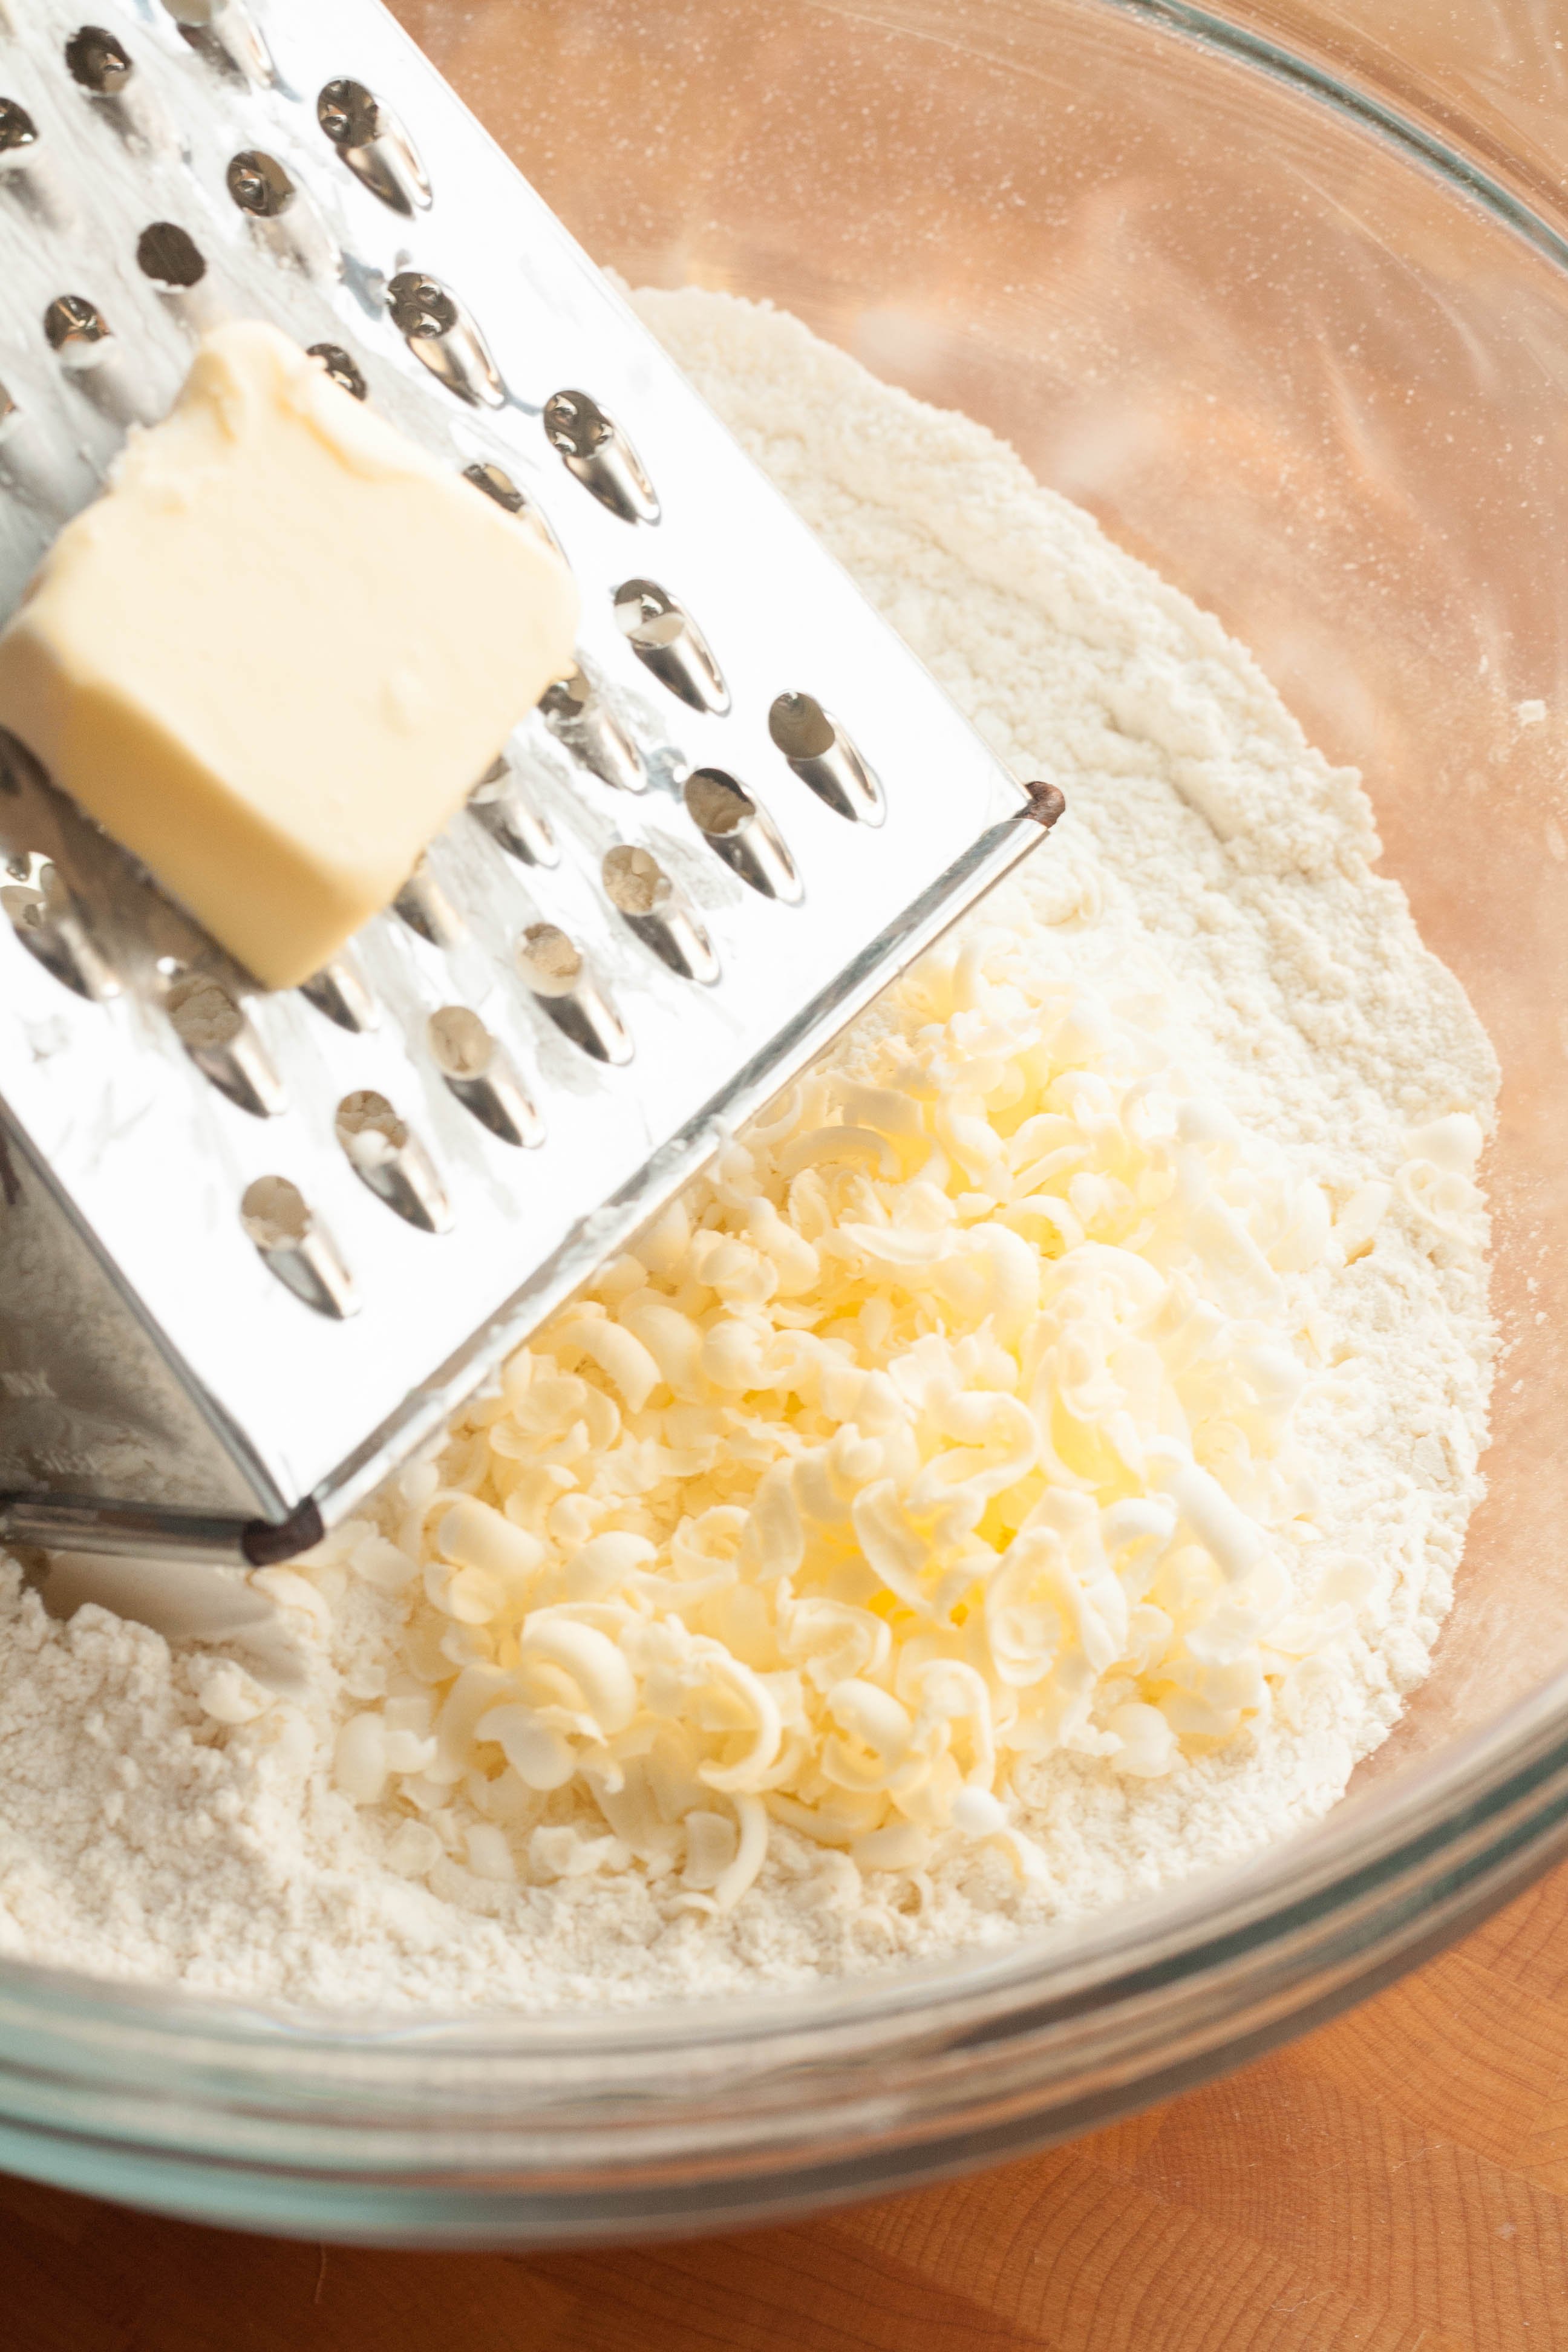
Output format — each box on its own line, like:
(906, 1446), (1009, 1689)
(300, 914), (1483, 1917)
(0, 288), (1497, 2007)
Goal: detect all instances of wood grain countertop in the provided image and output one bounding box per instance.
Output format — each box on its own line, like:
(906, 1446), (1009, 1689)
(6, 1853), (1568, 2350)
(5, 7), (1567, 2347)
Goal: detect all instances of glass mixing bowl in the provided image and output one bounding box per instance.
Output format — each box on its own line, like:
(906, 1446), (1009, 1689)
(3, 0), (1567, 2246)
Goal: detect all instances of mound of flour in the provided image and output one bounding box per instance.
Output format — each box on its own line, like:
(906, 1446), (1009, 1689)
(0, 290), (1495, 2010)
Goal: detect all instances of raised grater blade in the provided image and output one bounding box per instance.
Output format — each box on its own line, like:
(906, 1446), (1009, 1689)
(0, 0), (1061, 1564)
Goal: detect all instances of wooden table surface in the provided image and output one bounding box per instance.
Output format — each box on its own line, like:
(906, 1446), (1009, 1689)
(6, 1850), (1568, 2351)
(6, 4), (1565, 2347)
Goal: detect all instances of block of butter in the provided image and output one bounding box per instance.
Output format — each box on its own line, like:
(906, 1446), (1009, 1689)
(0, 321), (578, 988)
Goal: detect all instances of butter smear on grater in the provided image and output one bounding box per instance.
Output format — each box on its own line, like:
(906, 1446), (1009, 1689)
(0, 319), (578, 990)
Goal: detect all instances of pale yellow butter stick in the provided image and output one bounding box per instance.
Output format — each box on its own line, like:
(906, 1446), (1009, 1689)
(0, 320), (578, 988)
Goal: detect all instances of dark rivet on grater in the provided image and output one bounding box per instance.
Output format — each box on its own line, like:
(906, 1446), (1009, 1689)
(136, 221), (206, 290)
(612, 580), (727, 714)
(64, 25), (132, 94)
(469, 754), (558, 867)
(317, 77), (430, 215)
(603, 844), (719, 984)
(163, 967), (285, 1118)
(335, 1089), (451, 1233)
(240, 1175), (358, 1319)
(1022, 780), (1067, 828)
(517, 923), (631, 1065)
(539, 662), (643, 791)
(544, 391), (659, 524)
(307, 342), (367, 401)
(768, 691), (885, 825)
(387, 272), (502, 407)
(1, 854), (116, 1001)
(428, 1006), (542, 1148)
(684, 769), (802, 904)
(461, 460), (566, 560)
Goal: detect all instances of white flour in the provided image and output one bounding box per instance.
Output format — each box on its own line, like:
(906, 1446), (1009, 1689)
(0, 290), (1496, 2010)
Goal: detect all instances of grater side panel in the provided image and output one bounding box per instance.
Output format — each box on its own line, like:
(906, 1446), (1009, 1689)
(0, 1112), (275, 1523)
(0, 0), (1053, 1555)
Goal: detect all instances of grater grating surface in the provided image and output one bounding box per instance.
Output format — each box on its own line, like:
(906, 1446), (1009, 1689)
(0, 0), (1059, 1564)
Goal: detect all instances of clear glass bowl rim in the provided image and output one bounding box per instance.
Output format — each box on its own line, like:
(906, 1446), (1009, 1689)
(4, 0), (1568, 2240)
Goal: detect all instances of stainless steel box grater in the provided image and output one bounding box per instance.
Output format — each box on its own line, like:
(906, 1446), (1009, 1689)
(0, 0), (1059, 1564)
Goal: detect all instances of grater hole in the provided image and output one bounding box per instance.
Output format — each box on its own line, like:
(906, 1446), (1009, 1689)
(613, 580), (727, 714)
(539, 662), (644, 791)
(241, 1174), (310, 1250)
(227, 149), (294, 217)
(462, 460), (564, 559)
(388, 272), (457, 339)
(463, 459), (522, 511)
(0, 100), (39, 159)
(517, 923), (581, 998)
(164, 967), (285, 1118)
(768, 691), (885, 824)
(241, 1175), (357, 1319)
(518, 927), (631, 1063)
(602, 844), (671, 918)
(768, 692), (835, 762)
(335, 1089), (451, 1233)
(684, 771), (751, 838)
(428, 1005), (494, 1079)
(540, 668), (589, 725)
(317, 79), (430, 215)
(316, 76), (382, 151)
(169, 0), (275, 88)
(307, 342), (367, 400)
(45, 293), (110, 365)
(544, 390), (612, 463)
(430, 1007), (542, 1148)
(65, 26), (132, 95)
(299, 952), (377, 1033)
(137, 221), (206, 290)
(387, 273), (501, 407)
(2, 854), (114, 998)
(469, 755), (557, 867)
(603, 846), (719, 984)
(544, 391), (658, 524)
(166, 970), (243, 1051)
(394, 854), (462, 946)
(685, 769), (803, 904)
(336, 1089), (408, 1155)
